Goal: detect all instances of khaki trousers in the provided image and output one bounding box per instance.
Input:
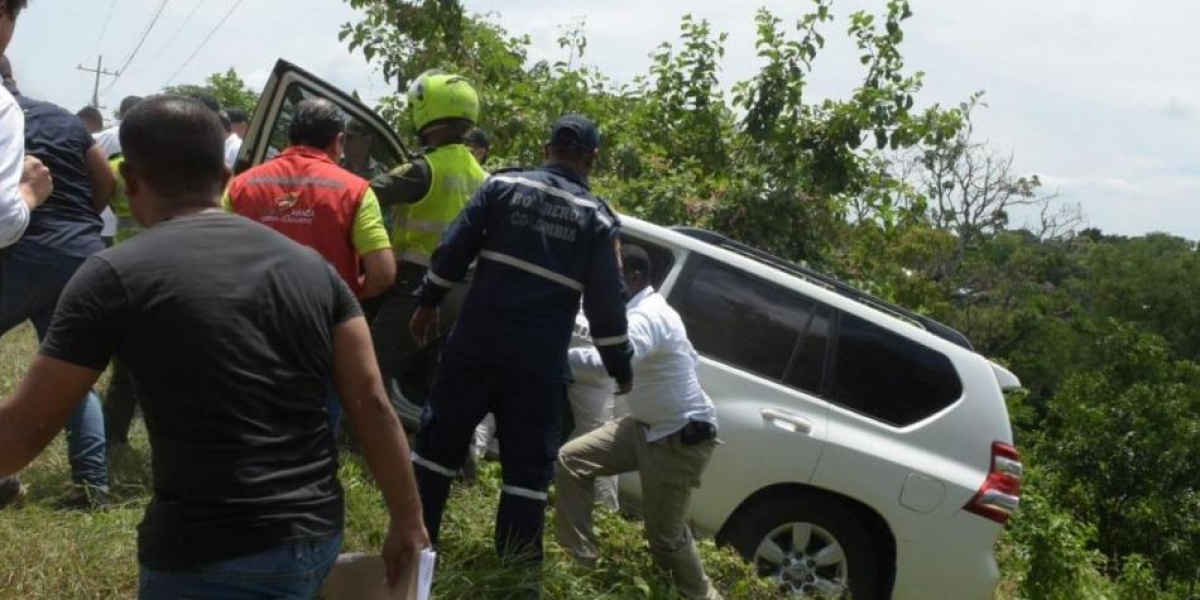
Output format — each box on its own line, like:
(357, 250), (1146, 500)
(555, 417), (722, 600)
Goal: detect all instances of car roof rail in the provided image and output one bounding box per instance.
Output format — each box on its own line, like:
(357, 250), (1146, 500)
(672, 227), (975, 351)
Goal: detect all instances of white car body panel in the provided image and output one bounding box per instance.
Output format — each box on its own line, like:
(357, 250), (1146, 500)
(618, 217), (1014, 598)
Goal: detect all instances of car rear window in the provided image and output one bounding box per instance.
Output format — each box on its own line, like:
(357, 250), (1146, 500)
(828, 313), (963, 426)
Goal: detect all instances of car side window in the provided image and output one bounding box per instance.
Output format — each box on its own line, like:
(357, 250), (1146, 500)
(829, 313), (964, 426)
(783, 307), (830, 395)
(266, 83), (401, 179)
(672, 257), (814, 381)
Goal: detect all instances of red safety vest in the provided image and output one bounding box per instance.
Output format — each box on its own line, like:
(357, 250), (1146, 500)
(228, 146), (369, 295)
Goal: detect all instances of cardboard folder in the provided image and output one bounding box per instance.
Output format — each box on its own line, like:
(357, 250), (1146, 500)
(321, 550), (436, 600)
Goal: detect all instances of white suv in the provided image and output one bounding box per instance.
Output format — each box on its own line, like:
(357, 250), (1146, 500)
(242, 60), (1023, 599)
(614, 220), (1023, 599)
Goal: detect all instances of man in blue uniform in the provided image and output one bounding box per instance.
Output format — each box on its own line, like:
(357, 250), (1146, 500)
(409, 115), (634, 565)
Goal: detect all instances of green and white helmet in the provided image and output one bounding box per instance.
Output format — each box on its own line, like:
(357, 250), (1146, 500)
(408, 70), (480, 133)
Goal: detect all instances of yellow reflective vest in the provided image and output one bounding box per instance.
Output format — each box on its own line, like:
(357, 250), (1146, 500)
(393, 143), (486, 264)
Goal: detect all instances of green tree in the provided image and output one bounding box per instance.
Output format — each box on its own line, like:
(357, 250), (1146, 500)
(1034, 322), (1200, 584)
(164, 67), (260, 113)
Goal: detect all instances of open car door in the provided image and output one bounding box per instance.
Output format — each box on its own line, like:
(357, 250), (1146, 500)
(235, 59), (411, 175)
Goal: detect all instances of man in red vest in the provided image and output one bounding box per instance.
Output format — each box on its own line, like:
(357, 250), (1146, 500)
(225, 99), (396, 431)
(225, 98), (395, 300)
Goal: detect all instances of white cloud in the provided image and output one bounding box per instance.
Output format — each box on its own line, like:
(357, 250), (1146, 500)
(8, 0), (1199, 239)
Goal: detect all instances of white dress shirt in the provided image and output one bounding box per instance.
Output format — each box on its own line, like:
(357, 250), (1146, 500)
(224, 133), (243, 168)
(93, 122), (122, 158)
(0, 85), (30, 248)
(569, 286), (717, 442)
(92, 124), (122, 239)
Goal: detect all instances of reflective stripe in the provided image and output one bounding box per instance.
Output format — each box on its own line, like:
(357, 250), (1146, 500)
(427, 270), (454, 288)
(405, 219), (449, 234)
(480, 250), (584, 292)
(593, 334), (629, 347)
(396, 249), (431, 267)
(245, 175), (347, 189)
(493, 176), (598, 209)
(502, 485), (549, 501)
(596, 211), (613, 229)
(412, 453), (456, 478)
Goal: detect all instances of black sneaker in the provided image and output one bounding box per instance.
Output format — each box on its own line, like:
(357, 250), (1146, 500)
(53, 485), (110, 511)
(0, 476), (23, 508)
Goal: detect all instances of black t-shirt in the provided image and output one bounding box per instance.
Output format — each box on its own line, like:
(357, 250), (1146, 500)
(15, 93), (104, 256)
(41, 212), (362, 570)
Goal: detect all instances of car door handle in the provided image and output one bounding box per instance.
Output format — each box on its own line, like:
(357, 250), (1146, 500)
(760, 408), (813, 435)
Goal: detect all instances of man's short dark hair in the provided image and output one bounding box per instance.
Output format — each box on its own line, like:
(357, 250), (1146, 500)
(118, 95), (143, 118)
(227, 108), (249, 124)
(465, 127), (490, 149)
(289, 98), (345, 149)
(120, 96), (227, 204)
(1, 0), (27, 18)
(621, 244), (652, 281)
(77, 105), (103, 126)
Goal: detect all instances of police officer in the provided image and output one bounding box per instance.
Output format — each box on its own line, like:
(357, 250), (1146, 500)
(408, 115), (634, 566)
(368, 71), (487, 414)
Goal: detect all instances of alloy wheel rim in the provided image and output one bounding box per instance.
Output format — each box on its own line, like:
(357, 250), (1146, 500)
(753, 522), (849, 597)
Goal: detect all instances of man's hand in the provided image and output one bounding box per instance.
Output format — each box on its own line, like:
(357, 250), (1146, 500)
(383, 517), (431, 588)
(409, 305), (439, 347)
(19, 156), (52, 209)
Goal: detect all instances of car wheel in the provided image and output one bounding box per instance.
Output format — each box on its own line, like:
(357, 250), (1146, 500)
(723, 493), (879, 598)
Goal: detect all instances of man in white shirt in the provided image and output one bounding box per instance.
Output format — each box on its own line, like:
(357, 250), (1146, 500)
(92, 96), (141, 159)
(223, 108), (247, 168)
(556, 244), (723, 600)
(0, 0), (52, 249)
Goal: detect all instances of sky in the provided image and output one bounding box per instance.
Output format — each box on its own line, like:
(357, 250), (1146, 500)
(8, 0), (1200, 240)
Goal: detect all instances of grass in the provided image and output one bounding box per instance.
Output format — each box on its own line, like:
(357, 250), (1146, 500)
(0, 324), (778, 599)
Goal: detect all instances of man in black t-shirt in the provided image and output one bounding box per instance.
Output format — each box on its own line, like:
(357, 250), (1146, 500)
(0, 96), (428, 598)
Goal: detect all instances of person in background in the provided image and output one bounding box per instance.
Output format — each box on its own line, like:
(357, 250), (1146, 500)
(0, 0), (53, 251)
(223, 108), (248, 168)
(556, 244), (723, 600)
(93, 95), (142, 247)
(225, 98), (395, 432)
(92, 94), (145, 448)
(0, 54), (116, 509)
(407, 115), (633, 569)
(228, 107), (249, 139)
(464, 127), (490, 166)
(76, 105), (103, 134)
(93, 95), (142, 159)
(0, 96), (429, 598)
(366, 71), (487, 422)
(563, 310), (621, 510)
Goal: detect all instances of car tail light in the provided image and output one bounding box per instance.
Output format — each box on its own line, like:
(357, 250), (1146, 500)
(964, 441), (1022, 524)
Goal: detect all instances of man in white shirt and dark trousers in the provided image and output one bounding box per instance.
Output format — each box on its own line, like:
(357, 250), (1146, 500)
(555, 244), (723, 600)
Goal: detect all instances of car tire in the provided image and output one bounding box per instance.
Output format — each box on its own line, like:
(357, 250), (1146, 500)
(723, 493), (879, 599)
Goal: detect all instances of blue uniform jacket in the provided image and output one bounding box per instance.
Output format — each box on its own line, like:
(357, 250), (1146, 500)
(417, 163), (634, 384)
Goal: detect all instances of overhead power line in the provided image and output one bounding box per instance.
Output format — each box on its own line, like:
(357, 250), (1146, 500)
(165, 0), (245, 86)
(88, 0), (120, 58)
(104, 0), (173, 94)
(150, 0), (206, 62)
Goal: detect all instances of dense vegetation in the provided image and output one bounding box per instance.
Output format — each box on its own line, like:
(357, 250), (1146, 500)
(338, 0), (1200, 596)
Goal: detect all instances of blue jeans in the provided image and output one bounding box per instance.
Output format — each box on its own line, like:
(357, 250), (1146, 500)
(0, 242), (108, 491)
(138, 534), (342, 600)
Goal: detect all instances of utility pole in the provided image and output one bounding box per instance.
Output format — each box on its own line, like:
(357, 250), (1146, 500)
(77, 55), (120, 109)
